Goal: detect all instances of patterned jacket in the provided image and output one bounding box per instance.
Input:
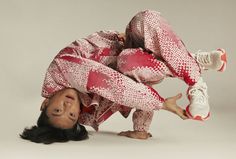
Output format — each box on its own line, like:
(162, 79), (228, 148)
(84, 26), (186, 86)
(42, 30), (164, 131)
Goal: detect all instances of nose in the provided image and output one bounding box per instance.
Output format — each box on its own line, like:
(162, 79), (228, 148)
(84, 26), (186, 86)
(63, 101), (73, 112)
(64, 101), (72, 106)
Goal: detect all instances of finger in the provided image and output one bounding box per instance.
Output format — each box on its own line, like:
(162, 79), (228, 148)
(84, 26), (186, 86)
(182, 110), (189, 120)
(174, 93), (182, 100)
(180, 114), (189, 120)
(177, 112), (187, 120)
(177, 110), (188, 120)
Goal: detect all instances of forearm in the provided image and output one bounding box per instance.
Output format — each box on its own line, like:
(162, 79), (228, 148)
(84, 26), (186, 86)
(133, 110), (154, 132)
(118, 109), (153, 140)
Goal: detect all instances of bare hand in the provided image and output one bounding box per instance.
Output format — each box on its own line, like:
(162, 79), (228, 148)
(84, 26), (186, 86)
(162, 93), (188, 120)
(118, 130), (152, 140)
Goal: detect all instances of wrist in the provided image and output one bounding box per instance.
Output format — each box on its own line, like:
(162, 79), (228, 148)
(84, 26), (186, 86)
(161, 99), (167, 110)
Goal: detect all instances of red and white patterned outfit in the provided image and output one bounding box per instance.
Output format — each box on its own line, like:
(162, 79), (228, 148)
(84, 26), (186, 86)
(42, 30), (160, 131)
(42, 10), (201, 132)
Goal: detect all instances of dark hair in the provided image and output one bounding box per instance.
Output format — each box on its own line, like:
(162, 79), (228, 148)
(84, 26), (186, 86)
(20, 109), (88, 144)
(124, 31), (144, 49)
(124, 18), (145, 50)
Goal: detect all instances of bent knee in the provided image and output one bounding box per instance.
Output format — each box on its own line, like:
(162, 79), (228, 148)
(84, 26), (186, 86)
(117, 48), (155, 73)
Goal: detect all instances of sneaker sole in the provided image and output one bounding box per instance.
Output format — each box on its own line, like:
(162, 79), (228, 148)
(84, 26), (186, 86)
(217, 48), (227, 72)
(186, 105), (210, 121)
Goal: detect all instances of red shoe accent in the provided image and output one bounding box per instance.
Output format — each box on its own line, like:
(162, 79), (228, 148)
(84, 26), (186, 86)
(186, 87), (191, 100)
(194, 115), (204, 121)
(221, 51), (227, 62)
(186, 105), (210, 121)
(218, 63), (226, 72)
(217, 48), (227, 72)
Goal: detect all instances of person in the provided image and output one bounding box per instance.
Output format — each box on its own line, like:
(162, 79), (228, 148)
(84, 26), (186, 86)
(20, 10), (227, 144)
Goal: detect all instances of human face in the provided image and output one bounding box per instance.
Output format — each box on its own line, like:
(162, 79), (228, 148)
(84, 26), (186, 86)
(41, 88), (81, 129)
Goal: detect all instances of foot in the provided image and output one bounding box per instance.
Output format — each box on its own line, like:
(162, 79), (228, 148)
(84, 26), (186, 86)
(186, 77), (210, 121)
(192, 48), (227, 72)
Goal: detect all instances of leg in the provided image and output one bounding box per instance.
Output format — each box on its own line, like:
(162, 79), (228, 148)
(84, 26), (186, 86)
(126, 10), (211, 120)
(117, 48), (174, 85)
(126, 10), (201, 85)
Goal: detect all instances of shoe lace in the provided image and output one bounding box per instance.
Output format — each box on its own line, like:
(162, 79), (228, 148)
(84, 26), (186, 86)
(196, 51), (212, 66)
(189, 84), (208, 105)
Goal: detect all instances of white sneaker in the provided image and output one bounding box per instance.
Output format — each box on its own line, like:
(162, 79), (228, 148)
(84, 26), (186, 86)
(192, 48), (227, 72)
(186, 77), (210, 121)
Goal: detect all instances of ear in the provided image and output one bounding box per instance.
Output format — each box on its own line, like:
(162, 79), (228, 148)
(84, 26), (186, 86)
(40, 98), (49, 111)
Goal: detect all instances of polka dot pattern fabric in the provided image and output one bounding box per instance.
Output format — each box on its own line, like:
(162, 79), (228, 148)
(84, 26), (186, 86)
(42, 31), (164, 131)
(132, 110), (154, 131)
(117, 48), (173, 85)
(126, 10), (201, 86)
(42, 10), (203, 132)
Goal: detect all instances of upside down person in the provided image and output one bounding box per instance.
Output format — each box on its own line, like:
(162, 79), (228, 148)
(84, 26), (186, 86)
(21, 10), (227, 144)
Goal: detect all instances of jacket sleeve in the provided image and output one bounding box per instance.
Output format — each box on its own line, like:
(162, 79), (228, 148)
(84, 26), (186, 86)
(56, 54), (164, 111)
(132, 110), (154, 132)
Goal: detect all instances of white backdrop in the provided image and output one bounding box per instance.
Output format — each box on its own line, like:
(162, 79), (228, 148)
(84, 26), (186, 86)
(0, 0), (236, 159)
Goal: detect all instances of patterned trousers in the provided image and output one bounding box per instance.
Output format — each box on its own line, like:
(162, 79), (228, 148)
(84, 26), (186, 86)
(121, 10), (201, 86)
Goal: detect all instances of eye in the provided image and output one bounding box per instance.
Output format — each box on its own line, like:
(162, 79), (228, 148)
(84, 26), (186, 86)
(69, 112), (75, 117)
